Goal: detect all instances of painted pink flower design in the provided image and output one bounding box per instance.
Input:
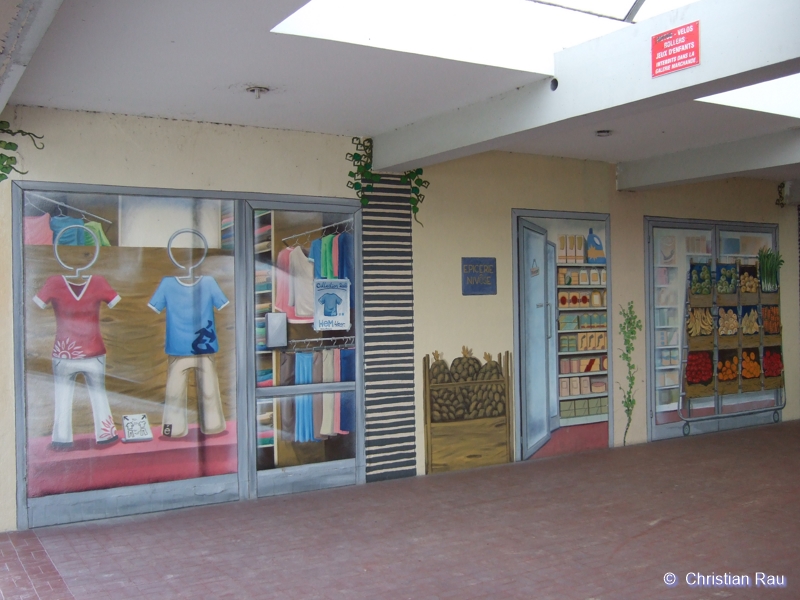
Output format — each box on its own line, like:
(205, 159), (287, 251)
(52, 338), (86, 359)
(99, 415), (117, 440)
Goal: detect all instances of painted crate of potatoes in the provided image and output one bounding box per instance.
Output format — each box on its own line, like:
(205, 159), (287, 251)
(423, 348), (513, 474)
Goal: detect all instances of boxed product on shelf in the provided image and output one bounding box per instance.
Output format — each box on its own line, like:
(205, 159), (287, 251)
(569, 377), (580, 396)
(601, 356), (608, 370)
(579, 269), (589, 285)
(559, 314), (579, 330)
(573, 399), (589, 417)
(590, 268), (601, 285)
(579, 314), (592, 329)
(558, 291), (569, 307)
(560, 358), (571, 374)
(567, 235), (576, 262)
(560, 400), (575, 418)
(580, 377), (590, 395)
(558, 236), (567, 263)
(560, 334), (578, 352)
(576, 236), (586, 262)
(588, 396), (608, 415)
(570, 358), (580, 373)
(559, 379), (569, 398)
(664, 370), (679, 386)
(591, 290), (603, 307)
(597, 332), (607, 350)
(590, 376), (608, 393)
(579, 357), (601, 372)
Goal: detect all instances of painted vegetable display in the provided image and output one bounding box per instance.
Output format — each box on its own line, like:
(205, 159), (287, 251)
(690, 264), (712, 295)
(758, 247), (783, 293)
(450, 346), (481, 382)
(763, 350), (784, 378)
(762, 306), (781, 334)
(741, 351), (761, 379)
(686, 351), (713, 384)
(717, 355), (738, 381)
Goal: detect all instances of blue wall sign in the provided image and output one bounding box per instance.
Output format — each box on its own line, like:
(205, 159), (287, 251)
(462, 257), (497, 295)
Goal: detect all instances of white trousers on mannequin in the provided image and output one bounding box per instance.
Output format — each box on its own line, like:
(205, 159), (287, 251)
(52, 355), (116, 444)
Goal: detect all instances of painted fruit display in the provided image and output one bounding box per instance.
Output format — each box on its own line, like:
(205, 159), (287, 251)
(690, 265), (712, 295)
(718, 308), (738, 335)
(687, 308), (713, 336)
(717, 355), (738, 381)
(741, 352), (761, 379)
(763, 350), (783, 378)
(716, 267), (738, 294)
(686, 351), (713, 385)
(741, 308), (759, 335)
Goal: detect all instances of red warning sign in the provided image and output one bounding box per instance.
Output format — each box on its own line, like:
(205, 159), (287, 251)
(652, 21), (700, 78)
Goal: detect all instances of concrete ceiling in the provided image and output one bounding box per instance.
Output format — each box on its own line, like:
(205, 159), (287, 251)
(8, 0), (545, 136)
(5, 0), (800, 187)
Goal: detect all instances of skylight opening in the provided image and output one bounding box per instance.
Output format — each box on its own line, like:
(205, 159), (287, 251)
(272, 0), (629, 75)
(696, 74), (800, 120)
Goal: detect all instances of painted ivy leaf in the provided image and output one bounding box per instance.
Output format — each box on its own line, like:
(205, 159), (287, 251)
(415, 168), (423, 175)
(412, 186), (419, 194)
(352, 153), (362, 161)
(0, 166), (11, 174)
(0, 174), (6, 182)
(360, 198), (369, 206)
(412, 206), (419, 213)
(354, 182), (362, 190)
(0, 121), (8, 129)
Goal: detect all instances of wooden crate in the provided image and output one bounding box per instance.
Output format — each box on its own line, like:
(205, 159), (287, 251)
(424, 351), (513, 474)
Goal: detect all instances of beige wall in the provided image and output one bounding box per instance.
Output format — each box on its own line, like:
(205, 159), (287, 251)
(0, 105), (357, 531)
(414, 151), (798, 472)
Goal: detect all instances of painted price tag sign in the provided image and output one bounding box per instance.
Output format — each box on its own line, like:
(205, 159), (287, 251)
(652, 21), (700, 77)
(462, 257), (497, 296)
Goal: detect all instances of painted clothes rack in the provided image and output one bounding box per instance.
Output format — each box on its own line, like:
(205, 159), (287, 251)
(25, 192), (113, 224)
(281, 218), (353, 246)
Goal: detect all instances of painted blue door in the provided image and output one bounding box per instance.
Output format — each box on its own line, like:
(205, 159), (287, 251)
(520, 221), (551, 458)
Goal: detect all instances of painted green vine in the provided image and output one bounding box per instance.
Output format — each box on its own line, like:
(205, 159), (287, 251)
(617, 301), (643, 446)
(0, 120), (44, 183)
(346, 137), (429, 224)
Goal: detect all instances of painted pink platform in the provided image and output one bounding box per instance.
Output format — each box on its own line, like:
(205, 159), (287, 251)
(27, 422), (238, 498)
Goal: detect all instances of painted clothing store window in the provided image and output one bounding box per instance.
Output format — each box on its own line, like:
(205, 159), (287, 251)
(21, 191), (237, 498)
(252, 209), (357, 472)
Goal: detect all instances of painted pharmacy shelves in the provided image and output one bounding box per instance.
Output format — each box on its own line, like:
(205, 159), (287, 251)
(556, 231), (609, 426)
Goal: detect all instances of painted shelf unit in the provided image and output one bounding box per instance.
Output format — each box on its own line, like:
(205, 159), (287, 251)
(680, 261), (785, 423)
(555, 261), (609, 424)
(253, 209), (275, 467)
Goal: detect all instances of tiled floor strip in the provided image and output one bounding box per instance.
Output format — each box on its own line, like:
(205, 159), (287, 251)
(0, 531), (73, 600)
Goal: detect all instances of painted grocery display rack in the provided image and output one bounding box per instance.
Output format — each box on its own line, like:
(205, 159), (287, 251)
(556, 263), (609, 425)
(679, 260), (785, 435)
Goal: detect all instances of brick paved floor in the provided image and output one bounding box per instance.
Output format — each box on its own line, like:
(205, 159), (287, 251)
(4, 420), (800, 599)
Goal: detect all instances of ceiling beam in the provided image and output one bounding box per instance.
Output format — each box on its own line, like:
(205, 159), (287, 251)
(616, 129), (800, 190)
(373, 0), (800, 171)
(0, 0), (63, 112)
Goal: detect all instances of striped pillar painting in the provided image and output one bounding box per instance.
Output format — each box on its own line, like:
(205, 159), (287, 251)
(362, 175), (417, 482)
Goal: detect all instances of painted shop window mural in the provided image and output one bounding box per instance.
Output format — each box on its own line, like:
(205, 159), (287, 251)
(251, 210), (357, 472)
(650, 224), (784, 435)
(22, 191), (237, 497)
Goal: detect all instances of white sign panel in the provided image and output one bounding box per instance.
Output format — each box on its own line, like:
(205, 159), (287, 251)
(121, 414), (154, 442)
(314, 279), (351, 331)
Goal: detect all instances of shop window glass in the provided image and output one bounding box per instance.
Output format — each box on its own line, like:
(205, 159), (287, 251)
(21, 190), (237, 498)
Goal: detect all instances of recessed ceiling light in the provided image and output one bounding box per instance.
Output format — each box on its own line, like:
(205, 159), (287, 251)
(595, 129), (612, 137)
(246, 86), (270, 99)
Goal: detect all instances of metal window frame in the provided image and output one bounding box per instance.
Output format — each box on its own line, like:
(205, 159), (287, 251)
(512, 209), (613, 461)
(12, 181), (365, 528)
(644, 216), (780, 442)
